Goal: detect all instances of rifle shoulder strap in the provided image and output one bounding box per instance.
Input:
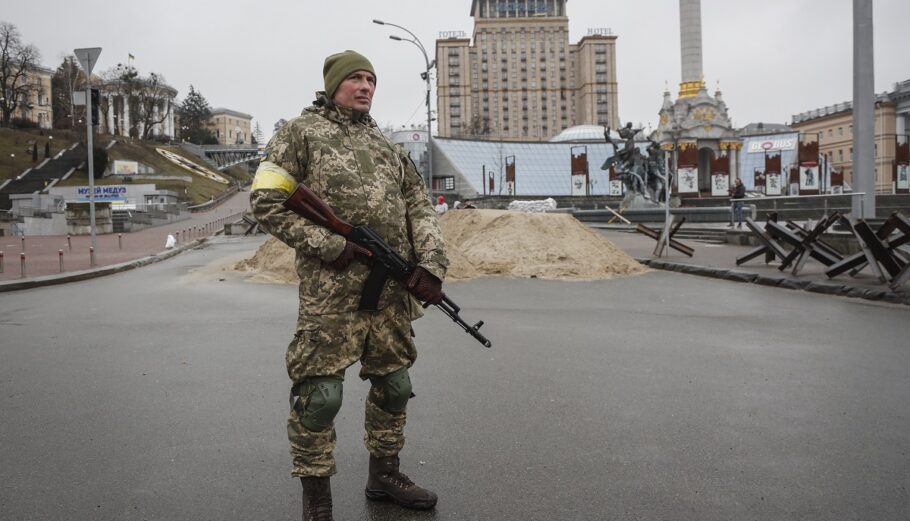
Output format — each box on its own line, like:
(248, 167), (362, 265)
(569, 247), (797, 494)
(358, 263), (389, 311)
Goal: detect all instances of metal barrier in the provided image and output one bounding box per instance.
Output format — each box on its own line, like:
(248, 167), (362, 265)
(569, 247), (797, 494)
(731, 192), (868, 220)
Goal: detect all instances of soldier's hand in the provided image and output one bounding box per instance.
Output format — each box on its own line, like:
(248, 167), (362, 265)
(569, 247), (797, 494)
(329, 240), (371, 270)
(407, 266), (443, 304)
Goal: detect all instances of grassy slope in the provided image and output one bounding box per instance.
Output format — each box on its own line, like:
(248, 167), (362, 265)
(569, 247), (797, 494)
(0, 127), (255, 204)
(0, 127), (114, 182)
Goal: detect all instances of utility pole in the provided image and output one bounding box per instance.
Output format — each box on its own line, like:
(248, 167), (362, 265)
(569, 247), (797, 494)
(74, 47), (102, 251)
(852, 0), (875, 219)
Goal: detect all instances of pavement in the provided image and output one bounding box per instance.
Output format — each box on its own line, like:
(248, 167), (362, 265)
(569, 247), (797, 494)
(4, 209), (909, 308)
(593, 224), (910, 306)
(0, 190), (250, 286)
(1, 234), (908, 521)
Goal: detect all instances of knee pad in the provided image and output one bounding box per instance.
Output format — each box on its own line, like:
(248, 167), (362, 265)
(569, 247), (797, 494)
(370, 368), (412, 414)
(293, 377), (343, 431)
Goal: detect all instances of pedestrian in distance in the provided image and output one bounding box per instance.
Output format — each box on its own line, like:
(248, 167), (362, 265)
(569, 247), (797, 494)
(249, 50), (448, 521)
(434, 195), (448, 215)
(729, 177), (746, 228)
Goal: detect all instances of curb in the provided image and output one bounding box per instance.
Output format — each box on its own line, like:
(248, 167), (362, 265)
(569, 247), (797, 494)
(0, 239), (210, 293)
(636, 258), (910, 307)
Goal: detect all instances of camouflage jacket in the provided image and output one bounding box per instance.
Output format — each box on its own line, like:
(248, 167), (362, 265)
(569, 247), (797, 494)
(250, 94), (448, 319)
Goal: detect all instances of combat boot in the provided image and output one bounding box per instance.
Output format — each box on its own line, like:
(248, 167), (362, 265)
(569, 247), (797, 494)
(365, 455), (438, 510)
(300, 476), (333, 521)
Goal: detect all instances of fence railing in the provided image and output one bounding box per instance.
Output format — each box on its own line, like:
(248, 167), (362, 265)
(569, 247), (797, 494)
(732, 192), (869, 220)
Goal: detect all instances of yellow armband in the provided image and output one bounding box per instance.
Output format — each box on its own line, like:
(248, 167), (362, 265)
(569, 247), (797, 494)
(251, 161), (297, 194)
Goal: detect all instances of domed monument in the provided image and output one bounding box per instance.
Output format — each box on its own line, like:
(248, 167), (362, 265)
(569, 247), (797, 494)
(655, 0), (741, 196)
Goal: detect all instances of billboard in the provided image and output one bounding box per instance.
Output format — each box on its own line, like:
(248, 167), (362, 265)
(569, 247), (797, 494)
(746, 138), (797, 154)
(113, 160), (139, 176)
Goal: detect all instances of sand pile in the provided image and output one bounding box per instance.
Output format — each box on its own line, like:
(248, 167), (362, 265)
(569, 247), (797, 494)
(234, 209), (646, 283)
(233, 236), (299, 283)
(440, 209), (646, 280)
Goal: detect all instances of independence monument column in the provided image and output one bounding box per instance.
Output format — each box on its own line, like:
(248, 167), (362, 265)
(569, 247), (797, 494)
(679, 0), (706, 98)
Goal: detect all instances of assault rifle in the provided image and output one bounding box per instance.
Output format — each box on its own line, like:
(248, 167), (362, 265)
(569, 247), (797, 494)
(283, 183), (492, 348)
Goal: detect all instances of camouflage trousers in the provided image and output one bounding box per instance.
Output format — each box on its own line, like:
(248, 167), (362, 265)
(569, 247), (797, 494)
(286, 298), (418, 477)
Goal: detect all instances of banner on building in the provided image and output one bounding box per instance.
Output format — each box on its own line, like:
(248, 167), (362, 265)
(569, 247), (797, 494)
(797, 137), (820, 195)
(710, 155), (729, 197)
(898, 164), (910, 191)
(754, 168), (766, 193)
(607, 165), (623, 196)
(711, 174), (729, 196)
(896, 136), (910, 193)
(762, 152), (781, 195)
(678, 167), (698, 193)
(766, 173), (782, 195)
(609, 180), (623, 196)
(800, 165), (819, 190)
(570, 146), (589, 196)
(830, 169), (844, 194)
(505, 156), (516, 195)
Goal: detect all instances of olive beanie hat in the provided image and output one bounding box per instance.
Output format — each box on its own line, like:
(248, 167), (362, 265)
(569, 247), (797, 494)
(323, 50), (376, 98)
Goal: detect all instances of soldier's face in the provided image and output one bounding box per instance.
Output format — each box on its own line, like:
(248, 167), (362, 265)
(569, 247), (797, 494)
(333, 70), (376, 112)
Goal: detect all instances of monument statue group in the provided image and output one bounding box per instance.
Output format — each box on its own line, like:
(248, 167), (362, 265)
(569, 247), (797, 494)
(602, 123), (672, 206)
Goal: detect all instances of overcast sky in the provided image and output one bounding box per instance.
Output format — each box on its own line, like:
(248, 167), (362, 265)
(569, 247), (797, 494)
(4, 0), (908, 141)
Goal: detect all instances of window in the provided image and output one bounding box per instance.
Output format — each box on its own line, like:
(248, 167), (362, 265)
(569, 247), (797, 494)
(434, 176), (455, 190)
(838, 149), (843, 162)
(838, 127), (843, 136)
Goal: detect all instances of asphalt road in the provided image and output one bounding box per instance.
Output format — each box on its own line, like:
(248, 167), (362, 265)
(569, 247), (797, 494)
(1, 236), (908, 521)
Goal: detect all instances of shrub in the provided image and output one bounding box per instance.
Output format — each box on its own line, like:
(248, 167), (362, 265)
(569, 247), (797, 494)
(11, 117), (39, 129)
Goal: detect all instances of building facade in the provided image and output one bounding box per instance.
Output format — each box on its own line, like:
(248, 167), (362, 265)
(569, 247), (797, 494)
(209, 108), (253, 145)
(791, 92), (900, 193)
(737, 123), (798, 190)
(9, 65), (53, 129)
(99, 80), (179, 139)
(436, 0), (619, 143)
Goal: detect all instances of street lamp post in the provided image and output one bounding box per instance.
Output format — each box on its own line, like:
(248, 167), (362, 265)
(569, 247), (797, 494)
(658, 125), (680, 258)
(373, 19), (435, 192)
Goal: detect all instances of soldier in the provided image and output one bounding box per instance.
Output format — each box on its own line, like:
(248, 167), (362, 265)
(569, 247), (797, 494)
(250, 50), (448, 521)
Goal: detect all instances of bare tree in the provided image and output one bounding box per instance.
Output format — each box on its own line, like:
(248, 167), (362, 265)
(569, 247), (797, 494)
(100, 64), (172, 139)
(134, 72), (172, 139)
(100, 64), (139, 136)
(51, 55), (84, 129)
(252, 120), (264, 144)
(0, 21), (42, 127)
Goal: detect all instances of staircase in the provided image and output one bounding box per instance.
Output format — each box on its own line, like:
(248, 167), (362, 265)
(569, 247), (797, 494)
(0, 144), (86, 210)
